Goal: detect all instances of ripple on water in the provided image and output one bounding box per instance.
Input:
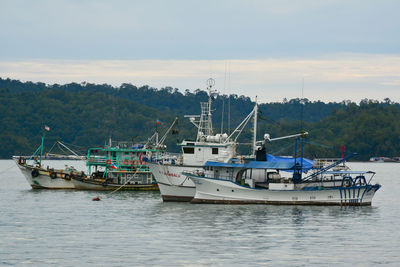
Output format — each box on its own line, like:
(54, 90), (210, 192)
(0, 161), (400, 266)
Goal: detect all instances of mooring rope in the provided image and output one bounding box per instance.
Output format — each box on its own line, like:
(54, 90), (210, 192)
(93, 165), (143, 200)
(0, 163), (16, 176)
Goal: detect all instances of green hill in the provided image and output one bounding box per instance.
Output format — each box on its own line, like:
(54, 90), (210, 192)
(0, 77), (398, 160)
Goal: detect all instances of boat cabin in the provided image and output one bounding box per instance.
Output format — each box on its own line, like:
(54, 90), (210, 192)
(180, 137), (236, 166)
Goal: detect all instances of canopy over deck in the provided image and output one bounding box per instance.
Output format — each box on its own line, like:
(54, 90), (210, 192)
(322, 170), (375, 175)
(204, 154), (314, 171)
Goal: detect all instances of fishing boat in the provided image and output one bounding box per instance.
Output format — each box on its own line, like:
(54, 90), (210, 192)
(13, 132), (84, 189)
(185, 135), (381, 206)
(146, 78), (257, 201)
(71, 118), (178, 190)
(71, 139), (160, 191)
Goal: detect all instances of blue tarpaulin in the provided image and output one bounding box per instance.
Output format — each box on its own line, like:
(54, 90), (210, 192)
(204, 154), (314, 171)
(266, 154), (314, 171)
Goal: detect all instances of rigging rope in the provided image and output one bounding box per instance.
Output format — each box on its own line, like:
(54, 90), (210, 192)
(0, 163), (16, 176)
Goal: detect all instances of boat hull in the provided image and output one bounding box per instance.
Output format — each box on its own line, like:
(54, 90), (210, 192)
(71, 177), (159, 191)
(190, 176), (380, 206)
(147, 162), (197, 201)
(16, 163), (75, 189)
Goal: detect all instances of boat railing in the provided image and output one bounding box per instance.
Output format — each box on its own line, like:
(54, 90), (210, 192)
(313, 158), (349, 171)
(183, 170), (235, 181)
(107, 141), (146, 149)
(87, 156), (108, 164)
(87, 155), (149, 168)
(145, 152), (183, 165)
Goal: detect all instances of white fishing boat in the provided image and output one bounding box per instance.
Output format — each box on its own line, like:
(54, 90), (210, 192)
(146, 78), (257, 201)
(185, 136), (381, 205)
(13, 134), (84, 189)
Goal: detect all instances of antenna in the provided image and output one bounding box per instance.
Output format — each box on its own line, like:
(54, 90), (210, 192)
(300, 77), (304, 131)
(227, 62), (231, 133)
(221, 62), (227, 134)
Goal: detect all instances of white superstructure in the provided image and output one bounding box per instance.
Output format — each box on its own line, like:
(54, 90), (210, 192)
(147, 78), (257, 201)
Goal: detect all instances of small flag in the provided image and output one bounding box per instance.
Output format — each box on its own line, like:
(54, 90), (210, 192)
(156, 120), (162, 125)
(110, 163), (118, 169)
(44, 125), (50, 131)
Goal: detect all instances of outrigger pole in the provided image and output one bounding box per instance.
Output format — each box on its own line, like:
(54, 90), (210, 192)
(226, 103), (257, 143)
(157, 117), (179, 148)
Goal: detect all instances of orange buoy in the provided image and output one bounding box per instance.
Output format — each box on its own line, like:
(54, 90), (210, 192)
(92, 196), (101, 201)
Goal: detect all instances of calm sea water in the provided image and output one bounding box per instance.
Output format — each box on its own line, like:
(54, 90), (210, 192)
(0, 160), (399, 266)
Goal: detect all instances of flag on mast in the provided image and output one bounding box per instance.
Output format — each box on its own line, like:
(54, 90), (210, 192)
(44, 125), (50, 131)
(110, 163), (118, 169)
(156, 120), (162, 125)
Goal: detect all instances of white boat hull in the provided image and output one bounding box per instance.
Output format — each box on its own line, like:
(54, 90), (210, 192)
(16, 164), (75, 189)
(190, 176), (380, 206)
(147, 162), (198, 201)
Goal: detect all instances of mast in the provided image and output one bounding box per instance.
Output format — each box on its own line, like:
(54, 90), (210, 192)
(196, 78), (216, 141)
(252, 96), (258, 156)
(207, 79), (213, 135)
(39, 134), (45, 167)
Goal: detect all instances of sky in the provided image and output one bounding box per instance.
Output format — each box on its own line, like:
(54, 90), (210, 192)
(0, 0), (399, 103)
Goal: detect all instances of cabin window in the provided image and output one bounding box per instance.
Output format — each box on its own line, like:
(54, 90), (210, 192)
(187, 143), (195, 146)
(212, 148), (218, 154)
(183, 147), (194, 154)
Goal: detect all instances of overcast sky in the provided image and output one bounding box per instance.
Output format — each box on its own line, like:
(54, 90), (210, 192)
(0, 0), (399, 103)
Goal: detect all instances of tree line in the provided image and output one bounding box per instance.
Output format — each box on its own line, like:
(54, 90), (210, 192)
(0, 77), (399, 160)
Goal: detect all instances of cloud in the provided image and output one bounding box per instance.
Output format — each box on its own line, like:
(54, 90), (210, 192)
(1, 53), (399, 103)
(1, 1), (399, 59)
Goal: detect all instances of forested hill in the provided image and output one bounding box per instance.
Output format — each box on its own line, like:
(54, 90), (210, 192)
(0, 77), (399, 160)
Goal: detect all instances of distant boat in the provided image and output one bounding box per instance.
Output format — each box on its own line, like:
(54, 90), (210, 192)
(369, 157), (396, 162)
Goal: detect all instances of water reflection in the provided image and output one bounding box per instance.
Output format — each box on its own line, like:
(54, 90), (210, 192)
(1, 160), (399, 266)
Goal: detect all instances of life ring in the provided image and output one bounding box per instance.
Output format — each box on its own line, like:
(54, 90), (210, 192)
(50, 172), (57, 179)
(64, 174), (71, 181)
(106, 159), (111, 165)
(31, 169), (39, 178)
(124, 159), (130, 165)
